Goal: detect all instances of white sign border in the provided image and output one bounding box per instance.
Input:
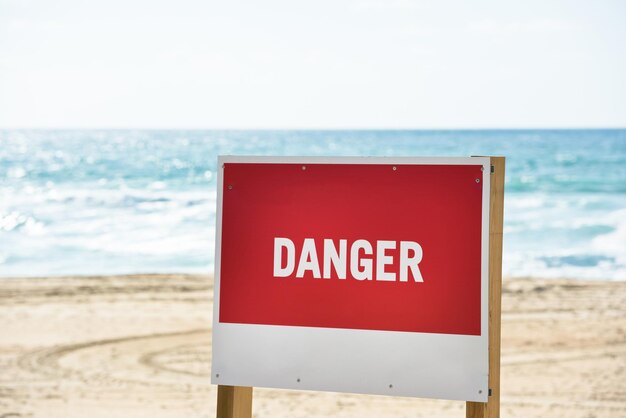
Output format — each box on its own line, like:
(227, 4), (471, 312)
(211, 156), (490, 402)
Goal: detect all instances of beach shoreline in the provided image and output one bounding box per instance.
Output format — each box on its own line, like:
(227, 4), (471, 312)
(0, 274), (624, 417)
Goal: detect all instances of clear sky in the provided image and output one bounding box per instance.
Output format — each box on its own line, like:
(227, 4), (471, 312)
(1, 0), (625, 129)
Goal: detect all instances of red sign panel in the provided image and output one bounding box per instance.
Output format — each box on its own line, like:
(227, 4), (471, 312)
(219, 162), (483, 336)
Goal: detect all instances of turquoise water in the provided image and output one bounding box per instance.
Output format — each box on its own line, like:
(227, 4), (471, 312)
(1, 129), (625, 279)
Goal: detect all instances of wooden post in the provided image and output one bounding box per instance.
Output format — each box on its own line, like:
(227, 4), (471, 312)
(217, 385), (253, 418)
(466, 156), (505, 418)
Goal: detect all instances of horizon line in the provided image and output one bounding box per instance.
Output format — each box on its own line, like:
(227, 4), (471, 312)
(1, 126), (625, 132)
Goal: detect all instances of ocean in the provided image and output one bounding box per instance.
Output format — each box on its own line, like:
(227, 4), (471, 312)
(1, 129), (625, 280)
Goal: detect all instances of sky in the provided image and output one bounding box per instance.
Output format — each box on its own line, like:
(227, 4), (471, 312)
(0, 0), (625, 129)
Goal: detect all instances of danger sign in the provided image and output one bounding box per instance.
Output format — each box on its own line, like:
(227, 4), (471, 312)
(212, 156), (491, 402)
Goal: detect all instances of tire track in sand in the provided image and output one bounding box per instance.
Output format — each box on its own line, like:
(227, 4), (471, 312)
(14, 329), (211, 389)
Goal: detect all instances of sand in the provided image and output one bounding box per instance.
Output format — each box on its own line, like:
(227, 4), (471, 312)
(0, 274), (624, 418)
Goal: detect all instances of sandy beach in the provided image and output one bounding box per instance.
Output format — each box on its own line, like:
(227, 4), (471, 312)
(0, 274), (624, 418)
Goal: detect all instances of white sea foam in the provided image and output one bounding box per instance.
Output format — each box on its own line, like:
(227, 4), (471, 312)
(592, 209), (626, 262)
(503, 193), (626, 280)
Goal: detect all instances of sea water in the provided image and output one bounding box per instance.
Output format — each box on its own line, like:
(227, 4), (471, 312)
(1, 129), (625, 279)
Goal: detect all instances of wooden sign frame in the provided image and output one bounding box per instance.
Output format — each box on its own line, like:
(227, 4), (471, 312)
(215, 156), (505, 418)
